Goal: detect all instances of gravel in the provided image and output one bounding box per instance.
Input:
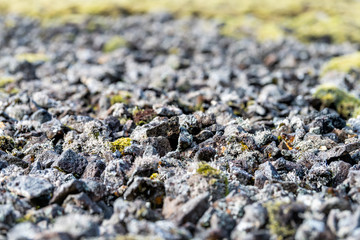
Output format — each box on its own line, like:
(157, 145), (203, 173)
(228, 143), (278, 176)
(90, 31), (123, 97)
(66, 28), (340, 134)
(1, 11), (360, 240)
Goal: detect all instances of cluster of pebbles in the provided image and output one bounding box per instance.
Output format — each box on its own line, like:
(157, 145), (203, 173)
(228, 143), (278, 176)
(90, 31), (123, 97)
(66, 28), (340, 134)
(1, 12), (360, 240)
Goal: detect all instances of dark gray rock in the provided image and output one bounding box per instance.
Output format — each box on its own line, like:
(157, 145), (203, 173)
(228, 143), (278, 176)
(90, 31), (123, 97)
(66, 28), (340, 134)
(7, 176), (54, 206)
(82, 179), (108, 202)
(35, 150), (59, 168)
(329, 161), (351, 187)
(0, 159), (8, 170)
(124, 177), (165, 207)
(142, 136), (172, 157)
(63, 192), (103, 215)
(254, 161), (281, 188)
(231, 203), (268, 239)
(173, 192), (210, 226)
(81, 158), (106, 179)
(31, 109), (52, 123)
(196, 147), (216, 161)
(52, 149), (88, 177)
(1, 154), (28, 168)
(50, 179), (87, 205)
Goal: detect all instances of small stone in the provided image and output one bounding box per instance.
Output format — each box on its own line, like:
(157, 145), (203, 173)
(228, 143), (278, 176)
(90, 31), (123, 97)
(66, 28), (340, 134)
(319, 144), (355, 165)
(0, 159), (9, 170)
(34, 232), (72, 240)
(7, 176), (54, 206)
(52, 149), (88, 177)
(0, 204), (16, 226)
(142, 136), (172, 157)
(329, 161), (351, 187)
(194, 130), (214, 143)
(1, 153), (28, 168)
(82, 179), (108, 202)
(81, 158), (106, 179)
(173, 192), (210, 226)
(31, 109), (52, 123)
(50, 179), (87, 205)
(254, 161), (281, 188)
(196, 147), (216, 161)
(52, 214), (99, 238)
(35, 150), (59, 168)
(7, 222), (40, 240)
(295, 219), (334, 240)
(231, 203), (268, 239)
(124, 177), (165, 207)
(5, 104), (32, 120)
(63, 192), (103, 215)
(177, 128), (193, 150)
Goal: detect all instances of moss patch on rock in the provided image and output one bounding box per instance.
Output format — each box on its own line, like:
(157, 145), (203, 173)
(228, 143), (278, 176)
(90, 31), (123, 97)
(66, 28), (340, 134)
(321, 52), (360, 75)
(15, 53), (49, 63)
(103, 36), (127, 53)
(110, 137), (132, 153)
(0, 77), (15, 88)
(0, 136), (16, 152)
(197, 162), (221, 177)
(265, 201), (296, 240)
(110, 91), (131, 105)
(197, 162), (229, 196)
(313, 85), (360, 119)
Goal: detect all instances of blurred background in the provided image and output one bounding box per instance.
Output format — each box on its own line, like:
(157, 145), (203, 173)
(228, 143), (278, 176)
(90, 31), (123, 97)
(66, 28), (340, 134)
(1, 0), (360, 43)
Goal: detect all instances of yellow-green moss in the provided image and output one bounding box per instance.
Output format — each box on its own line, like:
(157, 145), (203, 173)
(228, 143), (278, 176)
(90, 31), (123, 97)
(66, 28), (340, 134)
(0, 77), (15, 88)
(313, 85), (360, 119)
(110, 137), (132, 153)
(321, 52), (360, 75)
(265, 201), (296, 240)
(256, 23), (284, 42)
(197, 162), (221, 177)
(15, 53), (49, 63)
(16, 213), (35, 223)
(110, 92), (131, 105)
(197, 163), (229, 196)
(103, 36), (127, 53)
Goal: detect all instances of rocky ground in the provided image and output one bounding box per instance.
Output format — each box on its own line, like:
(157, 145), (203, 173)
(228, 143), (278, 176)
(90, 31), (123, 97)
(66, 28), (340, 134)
(1, 12), (360, 240)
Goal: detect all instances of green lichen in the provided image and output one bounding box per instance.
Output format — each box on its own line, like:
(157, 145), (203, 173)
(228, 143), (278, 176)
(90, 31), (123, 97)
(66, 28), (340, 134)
(110, 137), (132, 153)
(197, 163), (221, 177)
(197, 162), (229, 196)
(321, 52), (360, 75)
(313, 85), (360, 119)
(265, 201), (296, 240)
(15, 53), (49, 63)
(103, 36), (127, 53)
